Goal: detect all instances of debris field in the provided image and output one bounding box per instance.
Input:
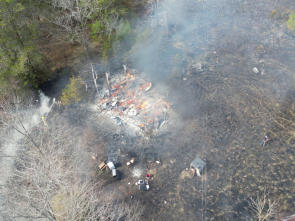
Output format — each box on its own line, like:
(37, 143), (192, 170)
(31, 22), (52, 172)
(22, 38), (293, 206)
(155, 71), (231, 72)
(96, 68), (173, 134)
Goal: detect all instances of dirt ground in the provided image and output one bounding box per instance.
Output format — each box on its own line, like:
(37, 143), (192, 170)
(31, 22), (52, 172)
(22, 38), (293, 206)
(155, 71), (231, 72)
(89, 0), (295, 220)
(45, 0), (295, 220)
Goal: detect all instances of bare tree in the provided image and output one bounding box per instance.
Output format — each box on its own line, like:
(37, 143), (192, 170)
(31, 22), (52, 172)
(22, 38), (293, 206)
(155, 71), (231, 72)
(0, 96), (143, 220)
(52, 182), (143, 221)
(46, 0), (117, 93)
(249, 189), (278, 221)
(47, 0), (117, 46)
(0, 91), (51, 156)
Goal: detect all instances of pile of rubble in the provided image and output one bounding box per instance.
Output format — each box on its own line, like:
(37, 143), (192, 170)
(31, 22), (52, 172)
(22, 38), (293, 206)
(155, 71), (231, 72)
(96, 67), (171, 134)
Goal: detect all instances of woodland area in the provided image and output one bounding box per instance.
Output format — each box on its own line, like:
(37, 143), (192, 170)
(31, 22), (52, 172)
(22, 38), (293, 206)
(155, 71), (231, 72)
(0, 0), (148, 220)
(0, 0), (146, 96)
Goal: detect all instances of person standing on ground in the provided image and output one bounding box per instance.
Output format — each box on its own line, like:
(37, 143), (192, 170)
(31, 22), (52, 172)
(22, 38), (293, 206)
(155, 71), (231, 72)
(260, 135), (270, 150)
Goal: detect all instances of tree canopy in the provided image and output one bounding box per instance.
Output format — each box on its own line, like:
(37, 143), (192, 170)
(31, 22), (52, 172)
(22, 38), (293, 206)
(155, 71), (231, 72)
(0, 0), (145, 94)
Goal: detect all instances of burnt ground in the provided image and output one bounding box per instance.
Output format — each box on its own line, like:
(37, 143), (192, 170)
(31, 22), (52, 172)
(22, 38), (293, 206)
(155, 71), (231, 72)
(46, 0), (295, 220)
(132, 0), (295, 220)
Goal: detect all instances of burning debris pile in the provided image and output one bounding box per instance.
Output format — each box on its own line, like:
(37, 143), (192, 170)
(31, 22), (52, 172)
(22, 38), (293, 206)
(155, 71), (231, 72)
(96, 67), (172, 135)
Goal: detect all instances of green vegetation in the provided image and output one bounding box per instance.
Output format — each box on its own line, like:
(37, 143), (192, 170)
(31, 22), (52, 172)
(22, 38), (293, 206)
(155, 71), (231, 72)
(0, 0), (145, 94)
(117, 20), (133, 40)
(89, 0), (136, 60)
(288, 12), (295, 30)
(0, 0), (47, 92)
(61, 76), (86, 105)
(99, 19), (134, 60)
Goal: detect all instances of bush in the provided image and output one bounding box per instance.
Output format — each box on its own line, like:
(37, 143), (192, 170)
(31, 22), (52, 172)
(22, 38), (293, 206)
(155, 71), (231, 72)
(90, 20), (104, 39)
(288, 13), (295, 30)
(116, 20), (132, 40)
(60, 76), (86, 105)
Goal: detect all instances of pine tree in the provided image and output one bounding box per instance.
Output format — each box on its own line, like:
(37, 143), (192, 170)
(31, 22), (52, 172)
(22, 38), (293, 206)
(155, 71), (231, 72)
(0, 0), (44, 91)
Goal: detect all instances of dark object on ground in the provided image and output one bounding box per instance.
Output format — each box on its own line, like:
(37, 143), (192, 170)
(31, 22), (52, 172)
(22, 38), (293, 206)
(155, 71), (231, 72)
(136, 179), (150, 191)
(115, 170), (121, 180)
(190, 155), (206, 176)
(143, 148), (159, 163)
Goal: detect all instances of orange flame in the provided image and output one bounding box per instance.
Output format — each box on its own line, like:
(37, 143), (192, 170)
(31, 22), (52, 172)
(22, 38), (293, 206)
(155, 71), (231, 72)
(127, 72), (135, 80)
(139, 123), (145, 128)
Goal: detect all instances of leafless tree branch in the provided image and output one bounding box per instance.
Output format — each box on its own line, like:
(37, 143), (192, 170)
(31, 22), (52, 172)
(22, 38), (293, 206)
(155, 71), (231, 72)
(1, 94), (143, 220)
(249, 189), (278, 221)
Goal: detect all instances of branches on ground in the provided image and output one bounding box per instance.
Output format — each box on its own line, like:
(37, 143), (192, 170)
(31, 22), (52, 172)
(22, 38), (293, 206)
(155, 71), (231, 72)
(46, 0), (101, 46)
(1, 104), (144, 220)
(4, 123), (143, 220)
(52, 182), (143, 221)
(249, 189), (278, 221)
(0, 91), (44, 155)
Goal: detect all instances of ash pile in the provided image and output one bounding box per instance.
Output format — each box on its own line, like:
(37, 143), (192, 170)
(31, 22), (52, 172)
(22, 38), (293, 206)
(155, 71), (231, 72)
(96, 66), (174, 136)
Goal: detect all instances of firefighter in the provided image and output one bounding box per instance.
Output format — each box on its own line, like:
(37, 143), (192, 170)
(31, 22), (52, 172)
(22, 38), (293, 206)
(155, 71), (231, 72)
(41, 115), (48, 127)
(260, 135), (270, 150)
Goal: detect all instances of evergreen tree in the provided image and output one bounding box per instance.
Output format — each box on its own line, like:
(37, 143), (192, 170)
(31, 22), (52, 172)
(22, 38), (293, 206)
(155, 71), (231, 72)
(0, 0), (44, 91)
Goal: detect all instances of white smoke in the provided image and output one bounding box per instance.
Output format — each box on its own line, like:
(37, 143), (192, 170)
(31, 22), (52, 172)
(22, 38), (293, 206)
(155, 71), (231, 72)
(0, 92), (54, 203)
(132, 167), (143, 178)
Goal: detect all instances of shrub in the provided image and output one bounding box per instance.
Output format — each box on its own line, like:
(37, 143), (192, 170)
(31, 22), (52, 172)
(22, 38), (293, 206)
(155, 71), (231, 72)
(116, 20), (132, 40)
(90, 20), (104, 39)
(60, 76), (86, 105)
(288, 13), (295, 30)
